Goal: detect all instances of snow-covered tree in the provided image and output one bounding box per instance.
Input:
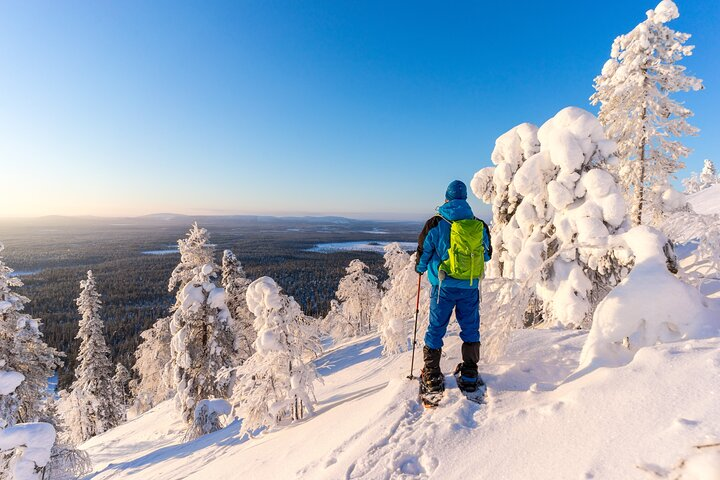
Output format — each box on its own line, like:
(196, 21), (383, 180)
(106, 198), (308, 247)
(699, 159), (718, 188)
(475, 108), (632, 329)
(682, 172), (702, 194)
(0, 244), (61, 427)
(167, 262), (236, 424)
(113, 363), (131, 412)
(590, 0), (703, 225)
(168, 222), (216, 292)
(471, 123), (540, 278)
(130, 316), (172, 416)
(58, 271), (121, 444)
(377, 244), (430, 355)
(41, 397), (92, 480)
(221, 249), (255, 362)
(231, 277), (322, 433)
(325, 260), (381, 341)
(185, 398), (232, 441)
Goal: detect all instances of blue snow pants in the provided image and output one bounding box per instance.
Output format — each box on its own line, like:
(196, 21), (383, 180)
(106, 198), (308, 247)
(424, 285), (480, 350)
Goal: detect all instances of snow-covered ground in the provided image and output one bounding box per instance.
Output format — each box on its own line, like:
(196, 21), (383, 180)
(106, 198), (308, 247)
(687, 184), (720, 215)
(81, 319), (720, 480)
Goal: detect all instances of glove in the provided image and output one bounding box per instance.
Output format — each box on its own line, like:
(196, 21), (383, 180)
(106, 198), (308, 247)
(415, 265), (426, 275)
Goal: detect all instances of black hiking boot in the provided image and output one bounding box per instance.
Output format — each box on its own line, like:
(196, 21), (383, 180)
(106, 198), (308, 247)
(453, 363), (484, 393)
(421, 346), (444, 393)
(456, 342), (484, 393)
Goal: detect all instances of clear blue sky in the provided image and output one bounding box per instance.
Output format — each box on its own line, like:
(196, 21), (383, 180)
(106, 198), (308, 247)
(1, 0), (718, 220)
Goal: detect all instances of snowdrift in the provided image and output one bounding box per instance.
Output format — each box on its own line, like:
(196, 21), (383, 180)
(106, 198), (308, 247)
(687, 183), (720, 215)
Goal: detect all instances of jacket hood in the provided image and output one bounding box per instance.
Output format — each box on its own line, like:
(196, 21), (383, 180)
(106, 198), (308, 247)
(437, 199), (474, 221)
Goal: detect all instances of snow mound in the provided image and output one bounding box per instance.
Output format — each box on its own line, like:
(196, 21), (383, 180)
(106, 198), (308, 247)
(0, 422), (56, 480)
(0, 370), (24, 395)
(576, 226), (719, 375)
(688, 183), (720, 215)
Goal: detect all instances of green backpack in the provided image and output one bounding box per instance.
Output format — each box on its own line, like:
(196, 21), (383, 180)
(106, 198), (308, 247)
(438, 217), (486, 286)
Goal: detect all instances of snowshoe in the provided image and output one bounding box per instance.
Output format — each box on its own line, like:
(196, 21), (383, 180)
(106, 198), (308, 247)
(418, 369), (445, 408)
(453, 363), (486, 404)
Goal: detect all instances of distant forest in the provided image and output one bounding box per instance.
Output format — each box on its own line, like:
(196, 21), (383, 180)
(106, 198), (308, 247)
(0, 215), (420, 389)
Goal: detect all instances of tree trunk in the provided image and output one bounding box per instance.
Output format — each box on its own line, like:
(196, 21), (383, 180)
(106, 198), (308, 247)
(634, 69), (649, 226)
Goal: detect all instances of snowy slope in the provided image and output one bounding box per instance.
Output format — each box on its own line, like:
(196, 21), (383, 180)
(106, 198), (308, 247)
(81, 325), (720, 480)
(687, 183), (720, 215)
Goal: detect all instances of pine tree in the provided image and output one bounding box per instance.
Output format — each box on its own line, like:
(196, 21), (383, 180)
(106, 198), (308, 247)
(0, 243), (61, 428)
(231, 277), (321, 433)
(167, 225), (236, 424)
(221, 249), (255, 362)
(58, 271), (121, 444)
(699, 159), (718, 188)
(113, 363), (131, 413)
(590, 0), (703, 225)
(377, 244), (430, 355)
(326, 259), (381, 340)
(168, 222), (216, 292)
(130, 316), (172, 416)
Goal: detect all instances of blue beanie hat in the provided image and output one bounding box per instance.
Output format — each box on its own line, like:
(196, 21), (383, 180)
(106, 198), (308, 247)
(445, 180), (467, 201)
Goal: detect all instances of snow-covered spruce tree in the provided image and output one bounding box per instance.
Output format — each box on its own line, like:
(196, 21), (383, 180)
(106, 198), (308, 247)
(40, 397), (92, 480)
(168, 222), (217, 292)
(231, 277), (321, 433)
(377, 243), (430, 355)
(129, 316), (172, 416)
(167, 261), (236, 424)
(0, 244), (61, 428)
(221, 249), (255, 362)
(326, 259), (381, 340)
(590, 0), (703, 225)
(58, 271), (121, 444)
(682, 172), (702, 194)
(161, 223), (236, 425)
(113, 363), (131, 411)
(699, 159), (718, 189)
(479, 108), (631, 328)
(471, 123), (540, 278)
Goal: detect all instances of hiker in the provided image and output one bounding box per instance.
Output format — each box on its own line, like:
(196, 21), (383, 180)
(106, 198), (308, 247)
(415, 180), (492, 398)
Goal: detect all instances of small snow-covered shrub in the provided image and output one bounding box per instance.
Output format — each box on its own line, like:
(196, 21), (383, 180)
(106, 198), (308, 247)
(185, 399), (232, 440)
(377, 244), (430, 355)
(576, 226), (719, 376)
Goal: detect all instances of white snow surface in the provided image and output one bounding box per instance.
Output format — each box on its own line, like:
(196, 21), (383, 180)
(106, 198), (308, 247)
(688, 183), (720, 215)
(0, 422), (56, 480)
(0, 370), (24, 395)
(81, 324), (720, 479)
(194, 399), (232, 418)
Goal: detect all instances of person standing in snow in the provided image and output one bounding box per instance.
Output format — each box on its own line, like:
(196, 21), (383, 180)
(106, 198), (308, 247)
(415, 180), (492, 396)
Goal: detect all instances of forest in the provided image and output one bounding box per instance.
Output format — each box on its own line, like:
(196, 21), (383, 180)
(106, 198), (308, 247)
(0, 215), (420, 389)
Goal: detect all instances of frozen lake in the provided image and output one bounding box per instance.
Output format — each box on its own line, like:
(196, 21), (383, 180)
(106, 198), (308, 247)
(307, 241), (416, 254)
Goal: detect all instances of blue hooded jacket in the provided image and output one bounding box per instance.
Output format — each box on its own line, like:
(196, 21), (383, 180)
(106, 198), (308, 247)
(415, 199), (492, 289)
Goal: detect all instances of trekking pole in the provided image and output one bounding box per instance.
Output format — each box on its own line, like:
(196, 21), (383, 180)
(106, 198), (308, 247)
(407, 273), (422, 380)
